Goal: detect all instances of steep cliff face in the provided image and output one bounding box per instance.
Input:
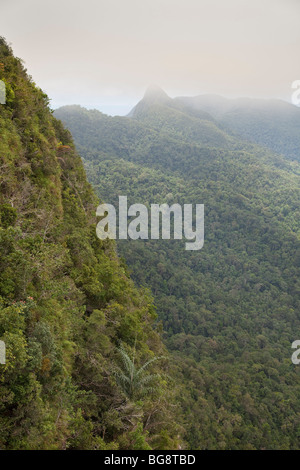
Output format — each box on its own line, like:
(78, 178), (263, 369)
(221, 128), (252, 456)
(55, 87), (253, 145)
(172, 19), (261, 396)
(0, 38), (180, 450)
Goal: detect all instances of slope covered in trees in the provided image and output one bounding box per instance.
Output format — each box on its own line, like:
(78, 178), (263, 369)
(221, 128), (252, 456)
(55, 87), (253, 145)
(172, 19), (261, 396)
(0, 39), (181, 450)
(55, 88), (300, 449)
(175, 94), (300, 162)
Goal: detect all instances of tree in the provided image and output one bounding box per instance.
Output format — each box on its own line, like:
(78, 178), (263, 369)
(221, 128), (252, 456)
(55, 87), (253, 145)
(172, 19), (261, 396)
(114, 344), (165, 400)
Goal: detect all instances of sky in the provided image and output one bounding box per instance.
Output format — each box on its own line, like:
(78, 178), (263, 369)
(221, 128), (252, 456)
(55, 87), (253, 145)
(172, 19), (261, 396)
(1, 0), (300, 115)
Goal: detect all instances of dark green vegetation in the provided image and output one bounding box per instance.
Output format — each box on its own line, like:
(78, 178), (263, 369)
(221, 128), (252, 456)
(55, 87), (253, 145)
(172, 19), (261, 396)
(0, 39), (181, 450)
(55, 86), (300, 449)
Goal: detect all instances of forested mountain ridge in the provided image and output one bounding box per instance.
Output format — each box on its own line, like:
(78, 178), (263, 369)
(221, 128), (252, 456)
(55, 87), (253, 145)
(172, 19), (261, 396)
(56, 90), (300, 449)
(0, 38), (181, 450)
(175, 94), (300, 162)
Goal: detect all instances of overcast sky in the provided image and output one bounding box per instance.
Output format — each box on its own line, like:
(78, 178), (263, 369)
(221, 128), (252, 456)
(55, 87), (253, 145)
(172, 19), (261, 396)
(1, 0), (299, 115)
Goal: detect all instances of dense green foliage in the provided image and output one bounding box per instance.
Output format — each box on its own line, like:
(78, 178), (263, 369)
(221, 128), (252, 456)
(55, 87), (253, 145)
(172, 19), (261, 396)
(0, 39), (181, 450)
(55, 87), (300, 449)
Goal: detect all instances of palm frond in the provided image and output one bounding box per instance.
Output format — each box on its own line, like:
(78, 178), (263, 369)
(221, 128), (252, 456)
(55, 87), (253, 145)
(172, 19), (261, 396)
(114, 346), (165, 399)
(135, 356), (166, 378)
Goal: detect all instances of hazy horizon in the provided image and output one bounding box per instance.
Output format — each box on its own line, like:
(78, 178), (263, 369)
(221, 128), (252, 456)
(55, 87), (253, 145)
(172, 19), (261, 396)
(1, 0), (300, 115)
(55, 87), (299, 118)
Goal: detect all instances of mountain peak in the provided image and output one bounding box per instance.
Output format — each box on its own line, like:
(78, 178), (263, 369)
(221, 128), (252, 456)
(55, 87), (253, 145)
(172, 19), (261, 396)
(127, 85), (171, 117)
(143, 85), (170, 102)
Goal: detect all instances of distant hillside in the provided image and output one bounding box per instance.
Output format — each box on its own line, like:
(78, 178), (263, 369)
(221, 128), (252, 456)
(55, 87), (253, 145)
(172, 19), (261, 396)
(55, 90), (300, 450)
(176, 94), (300, 162)
(128, 86), (233, 149)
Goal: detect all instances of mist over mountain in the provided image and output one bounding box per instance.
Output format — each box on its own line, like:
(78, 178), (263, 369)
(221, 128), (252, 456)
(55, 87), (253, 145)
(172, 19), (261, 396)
(55, 88), (300, 450)
(175, 94), (300, 162)
(127, 87), (300, 163)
